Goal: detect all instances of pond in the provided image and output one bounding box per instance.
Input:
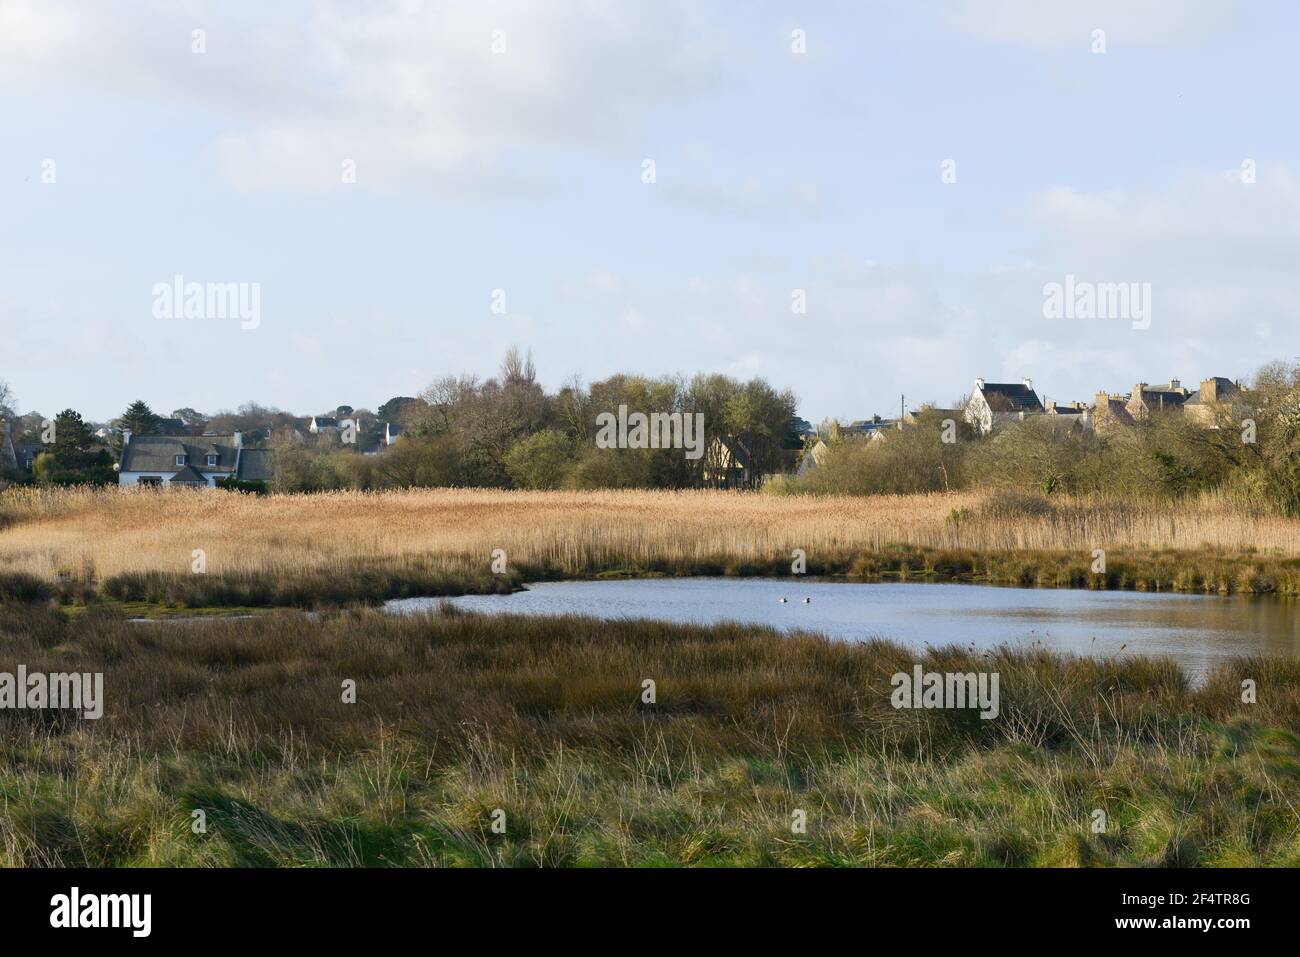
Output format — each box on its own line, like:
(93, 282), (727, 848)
(387, 578), (1300, 678)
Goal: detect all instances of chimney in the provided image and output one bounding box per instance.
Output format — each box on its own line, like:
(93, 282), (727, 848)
(1200, 378), (1218, 402)
(975, 377), (985, 390)
(233, 431), (243, 448)
(1170, 378), (1181, 391)
(1022, 377), (1033, 391)
(122, 430), (132, 445)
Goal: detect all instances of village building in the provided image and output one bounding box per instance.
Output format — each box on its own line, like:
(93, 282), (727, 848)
(1031, 400), (1091, 433)
(964, 378), (1044, 435)
(797, 437), (829, 477)
(702, 436), (754, 489)
(1125, 380), (1193, 420)
(1090, 392), (1135, 434)
(117, 432), (270, 487)
(1184, 377), (1247, 427)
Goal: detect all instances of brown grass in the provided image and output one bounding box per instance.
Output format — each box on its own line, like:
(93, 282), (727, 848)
(2, 486), (1297, 588)
(2, 605), (1298, 866)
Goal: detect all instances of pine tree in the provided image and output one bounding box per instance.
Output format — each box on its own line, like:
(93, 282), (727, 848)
(119, 399), (160, 435)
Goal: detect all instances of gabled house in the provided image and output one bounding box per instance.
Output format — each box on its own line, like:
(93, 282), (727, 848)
(118, 432), (263, 487)
(797, 437), (829, 477)
(1126, 381), (1192, 420)
(1091, 392), (1134, 434)
(702, 436), (754, 489)
(1184, 377), (1248, 427)
(309, 416), (339, 434)
(383, 422), (403, 446)
(964, 378), (1044, 435)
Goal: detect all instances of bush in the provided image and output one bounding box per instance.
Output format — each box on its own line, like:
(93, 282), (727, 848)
(503, 430), (575, 489)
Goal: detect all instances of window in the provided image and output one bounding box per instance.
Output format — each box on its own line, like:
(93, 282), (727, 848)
(139, 476), (163, 487)
(175, 454), (186, 466)
(207, 454), (218, 467)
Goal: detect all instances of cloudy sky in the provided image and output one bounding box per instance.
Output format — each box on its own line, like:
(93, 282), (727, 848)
(2, 0), (1298, 423)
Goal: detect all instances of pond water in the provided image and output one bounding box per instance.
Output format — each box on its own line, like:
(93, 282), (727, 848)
(387, 578), (1300, 678)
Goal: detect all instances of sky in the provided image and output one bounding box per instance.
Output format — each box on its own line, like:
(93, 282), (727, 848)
(2, 0), (1298, 424)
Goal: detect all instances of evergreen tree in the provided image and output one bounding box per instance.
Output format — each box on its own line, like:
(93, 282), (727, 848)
(46, 409), (114, 484)
(119, 399), (160, 435)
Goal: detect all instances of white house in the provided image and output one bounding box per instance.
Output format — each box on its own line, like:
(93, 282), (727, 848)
(117, 431), (269, 487)
(964, 378), (1045, 435)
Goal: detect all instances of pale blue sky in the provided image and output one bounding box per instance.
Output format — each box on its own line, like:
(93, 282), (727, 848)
(2, 0), (1297, 423)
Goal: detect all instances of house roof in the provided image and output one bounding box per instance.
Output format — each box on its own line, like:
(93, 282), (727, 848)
(977, 382), (1043, 413)
(120, 435), (239, 473)
(1094, 398), (1134, 425)
(710, 435), (753, 469)
(1134, 387), (1190, 409)
(1184, 378), (1240, 406)
(168, 465), (208, 485)
(235, 448), (273, 482)
(312, 416), (339, 428)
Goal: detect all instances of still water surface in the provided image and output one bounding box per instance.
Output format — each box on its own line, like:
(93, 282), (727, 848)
(387, 578), (1300, 678)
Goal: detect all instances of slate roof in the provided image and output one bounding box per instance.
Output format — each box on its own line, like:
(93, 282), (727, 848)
(120, 435), (239, 473)
(235, 448), (273, 482)
(1134, 385), (1190, 409)
(1184, 378), (1239, 406)
(978, 383), (1044, 413)
(312, 416), (339, 429)
(1095, 397), (1134, 426)
(168, 465), (209, 485)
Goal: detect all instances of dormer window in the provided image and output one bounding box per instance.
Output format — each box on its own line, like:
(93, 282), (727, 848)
(175, 454), (186, 467)
(206, 454), (218, 467)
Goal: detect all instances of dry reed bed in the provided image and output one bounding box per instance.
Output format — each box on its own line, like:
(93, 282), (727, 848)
(0, 486), (1296, 584)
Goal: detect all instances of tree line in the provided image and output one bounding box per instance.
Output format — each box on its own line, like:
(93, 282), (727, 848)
(0, 350), (802, 492)
(777, 359), (1300, 516)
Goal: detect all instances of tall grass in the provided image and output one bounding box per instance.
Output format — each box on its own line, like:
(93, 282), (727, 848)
(0, 606), (1296, 866)
(4, 486), (1300, 604)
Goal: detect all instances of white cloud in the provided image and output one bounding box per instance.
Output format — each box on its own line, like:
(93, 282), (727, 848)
(1020, 164), (1300, 336)
(0, 0), (726, 194)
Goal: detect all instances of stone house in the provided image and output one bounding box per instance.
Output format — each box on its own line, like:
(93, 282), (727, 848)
(1184, 377), (1248, 427)
(1125, 381), (1192, 419)
(1090, 393), (1135, 435)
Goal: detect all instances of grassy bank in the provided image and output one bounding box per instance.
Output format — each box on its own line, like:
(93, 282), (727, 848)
(0, 605), (1297, 866)
(5, 486), (1300, 608)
